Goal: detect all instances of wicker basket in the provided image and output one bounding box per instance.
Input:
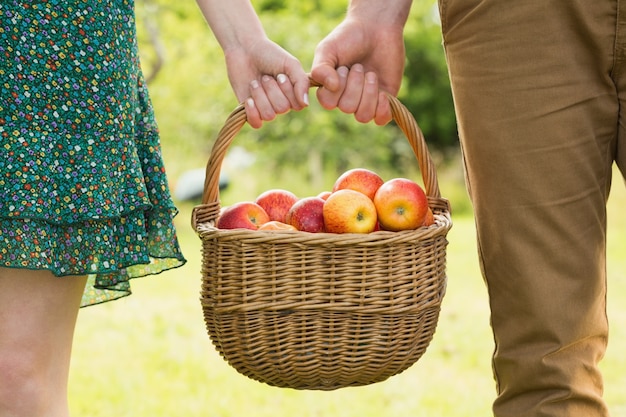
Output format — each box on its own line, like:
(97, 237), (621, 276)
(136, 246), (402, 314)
(192, 87), (452, 391)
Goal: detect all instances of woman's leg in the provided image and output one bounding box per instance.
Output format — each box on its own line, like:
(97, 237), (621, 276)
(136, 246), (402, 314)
(439, 0), (618, 415)
(0, 268), (86, 417)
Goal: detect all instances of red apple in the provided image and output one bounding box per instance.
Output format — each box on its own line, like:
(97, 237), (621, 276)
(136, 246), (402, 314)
(216, 201), (270, 230)
(332, 168), (384, 200)
(317, 191), (332, 201)
(323, 189), (378, 234)
(373, 178), (428, 231)
(285, 196), (326, 233)
(255, 188), (299, 223)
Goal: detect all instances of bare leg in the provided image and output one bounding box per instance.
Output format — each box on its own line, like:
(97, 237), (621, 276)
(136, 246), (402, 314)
(0, 268), (86, 417)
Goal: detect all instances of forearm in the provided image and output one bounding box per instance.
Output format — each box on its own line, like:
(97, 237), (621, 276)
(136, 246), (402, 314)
(195, 0), (267, 51)
(346, 0), (413, 28)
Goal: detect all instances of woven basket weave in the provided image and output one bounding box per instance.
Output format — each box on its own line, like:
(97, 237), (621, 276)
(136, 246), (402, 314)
(192, 86), (452, 391)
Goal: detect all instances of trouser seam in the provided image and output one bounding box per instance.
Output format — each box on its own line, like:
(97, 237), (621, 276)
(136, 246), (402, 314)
(613, 0), (623, 80)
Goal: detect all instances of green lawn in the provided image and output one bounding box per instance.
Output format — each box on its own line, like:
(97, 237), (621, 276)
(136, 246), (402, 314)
(69, 169), (626, 417)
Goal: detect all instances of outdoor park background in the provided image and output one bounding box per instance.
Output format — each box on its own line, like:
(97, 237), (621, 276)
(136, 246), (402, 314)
(68, 1), (626, 415)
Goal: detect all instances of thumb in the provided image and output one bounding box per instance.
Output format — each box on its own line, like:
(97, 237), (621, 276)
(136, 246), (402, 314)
(311, 41), (339, 91)
(310, 61), (341, 93)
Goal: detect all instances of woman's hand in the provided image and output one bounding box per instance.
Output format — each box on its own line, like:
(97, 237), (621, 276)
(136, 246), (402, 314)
(224, 38), (309, 128)
(196, 0), (309, 128)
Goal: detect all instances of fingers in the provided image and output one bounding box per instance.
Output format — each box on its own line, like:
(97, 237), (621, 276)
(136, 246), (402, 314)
(289, 73), (310, 109)
(347, 69), (378, 123)
(374, 91), (393, 126)
(245, 79), (271, 129)
(314, 64), (392, 125)
(277, 73), (309, 110)
(250, 76), (288, 116)
(244, 73), (309, 129)
(315, 65), (349, 110)
(244, 98), (263, 129)
(244, 66), (391, 129)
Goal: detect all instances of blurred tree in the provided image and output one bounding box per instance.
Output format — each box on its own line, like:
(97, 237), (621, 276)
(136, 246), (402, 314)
(401, 2), (458, 151)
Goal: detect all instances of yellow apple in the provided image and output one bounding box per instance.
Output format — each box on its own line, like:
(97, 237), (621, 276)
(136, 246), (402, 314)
(332, 168), (384, 200)
(257, 220), (298, 231)
(323, 189), (378, 234)
(373, 178), (428, 231)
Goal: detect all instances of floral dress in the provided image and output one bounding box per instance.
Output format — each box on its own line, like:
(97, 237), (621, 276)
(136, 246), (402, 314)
(0, 0), (186, 306)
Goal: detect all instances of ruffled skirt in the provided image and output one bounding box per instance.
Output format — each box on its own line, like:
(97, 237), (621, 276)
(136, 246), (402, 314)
(0, 0), (186, 306)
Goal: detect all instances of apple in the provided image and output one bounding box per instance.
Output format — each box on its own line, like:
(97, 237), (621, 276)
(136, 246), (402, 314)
(258, 220), (297, 231)
(332, 168), (384, 200)
(317, 191), (332, 201)
(255, 188), (299, 223)
(285, 196), (326, 233)
(323, 189), (378, 234)
(422, 206), (435, 227)
(216, 201), (270, 230)
(373, 178), (428, 231)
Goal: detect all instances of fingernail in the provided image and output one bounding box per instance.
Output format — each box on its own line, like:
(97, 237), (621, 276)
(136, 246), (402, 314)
(250, 80), (260, 89)
(262, 74), (272, 83)
(246, 98), (255, 108)
(303, 93), (309, 106)
(277, 73), (288, 84)
(366, 72), (376, 84)
(337, 66), (349, 77)
(353, 63), (364, 72)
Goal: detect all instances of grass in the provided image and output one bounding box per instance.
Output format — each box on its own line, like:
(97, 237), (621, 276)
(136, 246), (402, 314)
(69, 167), (626, 417)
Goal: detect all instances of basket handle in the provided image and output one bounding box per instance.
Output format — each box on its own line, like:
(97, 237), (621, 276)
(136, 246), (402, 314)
(198, 76), (443, 210)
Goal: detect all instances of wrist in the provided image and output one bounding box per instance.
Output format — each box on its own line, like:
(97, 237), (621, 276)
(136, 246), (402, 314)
(197, 0), (267, 51)
(347, 0), (413, 28)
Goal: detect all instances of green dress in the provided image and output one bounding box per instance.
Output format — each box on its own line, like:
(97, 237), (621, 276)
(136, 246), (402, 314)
(0, 0), (186, 306)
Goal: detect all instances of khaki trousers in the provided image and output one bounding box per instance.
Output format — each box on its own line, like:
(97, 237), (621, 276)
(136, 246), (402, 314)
(438, 0), (626, 416)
